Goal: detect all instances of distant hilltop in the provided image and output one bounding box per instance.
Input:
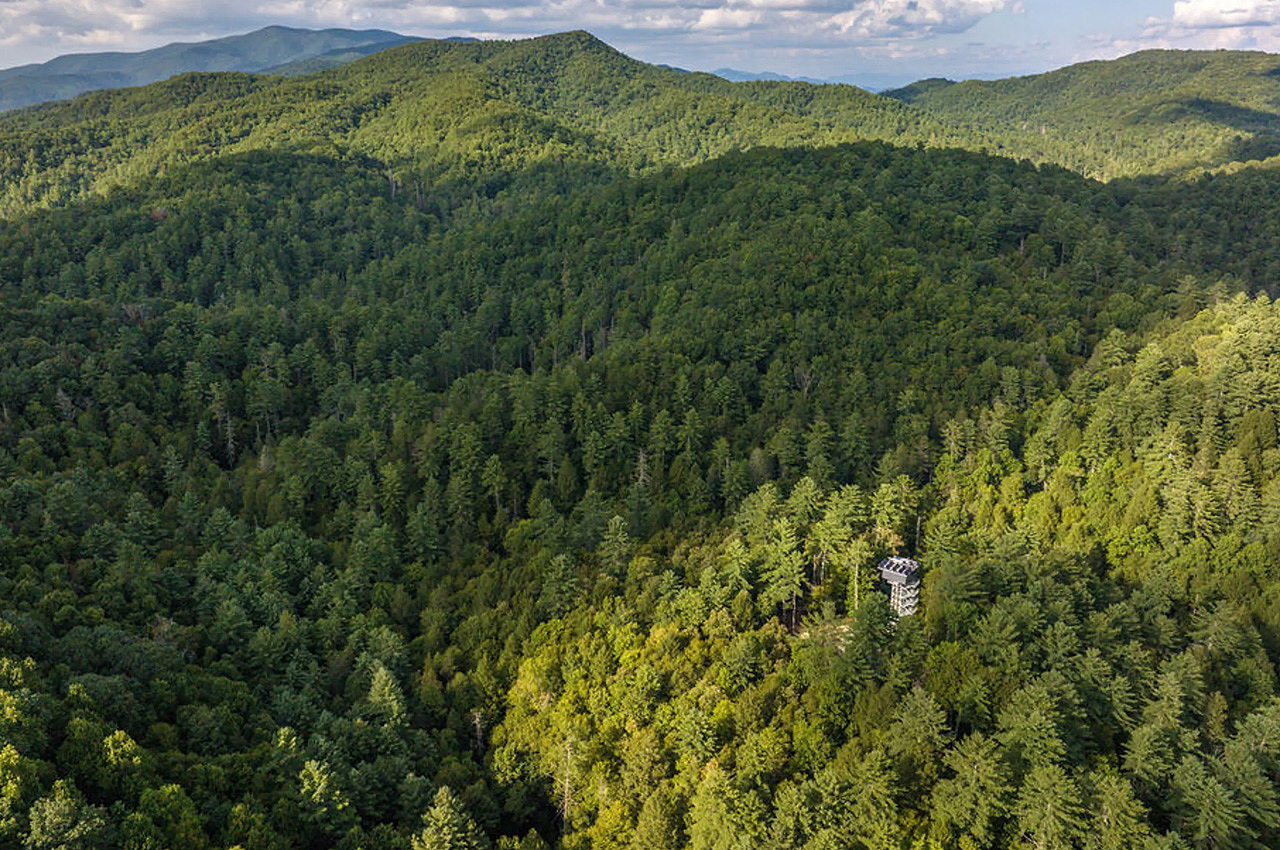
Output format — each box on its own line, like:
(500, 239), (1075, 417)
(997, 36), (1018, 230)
(0, 25), (423, 113)
(2, 30), (1280, 188)
(712, 67), (946, 92)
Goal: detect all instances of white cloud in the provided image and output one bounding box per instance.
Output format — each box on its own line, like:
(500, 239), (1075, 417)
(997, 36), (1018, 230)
(0, 0), (1016, 66)
(1171, 0), (1280, 28)
(692, 7), (763, 30)
(826, 0), (1010, 37)
(1134, 0), (1280, 52)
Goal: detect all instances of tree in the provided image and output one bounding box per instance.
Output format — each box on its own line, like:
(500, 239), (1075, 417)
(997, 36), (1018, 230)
(482, 455), (507, 517)
(761, 518), (805, 628)
(1086, 770), (1152, 850)
(297, 759), (355, 840)
(688, 763), (765, 850)
(412, 786), (489, 850)
(632, 786), (682, 850)
(1172, 755), (1250, 850)
(786, 476), (821, 528)
(998, 684), (1067, 777)
(538, 555), (578, 620)
(806, 495), (852, 590)
(932, 732), (1010, 848)
(0, 744), (43, 841)
(363, 662), (408, 727)
(844, 537), (874, 613)
(1015, 764), (1086, 850)
(24, 781), (114, 850)
(1219, 736), (1280, 843)
(598, 515), (633, 578)
(447, 423), (483, 531)
(888, 686), (949, 789)
(812, 746), (901, 850)
(872, 476), (919, 550)
(121, 785), (208, 850)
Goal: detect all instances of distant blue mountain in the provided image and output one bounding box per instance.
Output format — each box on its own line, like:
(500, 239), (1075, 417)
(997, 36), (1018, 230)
(712, 67), (927, 92)
(712, 68), (806, 83)
(0, 26), (419, 113)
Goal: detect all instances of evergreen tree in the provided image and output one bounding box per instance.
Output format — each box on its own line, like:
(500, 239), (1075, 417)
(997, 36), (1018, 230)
(412, 786), (490, 850)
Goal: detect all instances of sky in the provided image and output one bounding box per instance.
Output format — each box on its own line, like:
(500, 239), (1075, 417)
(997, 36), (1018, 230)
(3, 0), (1280, 83)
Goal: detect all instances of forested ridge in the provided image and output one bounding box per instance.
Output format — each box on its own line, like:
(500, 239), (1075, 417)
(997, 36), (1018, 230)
(886, 49), (1280, 180)
(9, 31), (1280, 219)
(0, 27), (418, 116)
(4, 29), (1280, 850)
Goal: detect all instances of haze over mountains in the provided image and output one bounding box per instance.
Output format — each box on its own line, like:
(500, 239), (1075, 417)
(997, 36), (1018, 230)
(0, 26), (419, 114)
(5, 27), (1280, 850)
(712, 68), (929, 92)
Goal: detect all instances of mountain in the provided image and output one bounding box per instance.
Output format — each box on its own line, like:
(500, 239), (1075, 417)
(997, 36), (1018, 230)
(886, 49), (1280, 178)
(6, 28), (1280, 850)
(824, 70), (935, 91)
(4, 31), (1280, 223)
(713, 68), (810, 83)
(0, 31), (947, 215)
(714, 68), (923, 91)
(0, 25), (418, 114)
(259, 38), (426, 77)
(263, 35), (475, 76)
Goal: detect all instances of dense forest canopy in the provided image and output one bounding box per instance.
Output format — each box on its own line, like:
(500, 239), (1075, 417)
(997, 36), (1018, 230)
(4, 29), (1280, 850)
(886, 49), (1280, 179)
(8, 32), (1280, 219)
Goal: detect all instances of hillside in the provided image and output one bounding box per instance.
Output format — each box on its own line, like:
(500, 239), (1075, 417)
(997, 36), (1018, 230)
(262, 38), (459, 77)
(4, 28), (1280, 850)
(0, 31), (957, 216)
(0, 26), (416, 114)
(4, 127), (1280, 850)
(3, 33), (1280, 224)
(887, 49), (1280, 179)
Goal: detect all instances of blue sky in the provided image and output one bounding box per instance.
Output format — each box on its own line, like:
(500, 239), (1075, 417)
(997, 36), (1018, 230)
(3, 0), (1279, 82)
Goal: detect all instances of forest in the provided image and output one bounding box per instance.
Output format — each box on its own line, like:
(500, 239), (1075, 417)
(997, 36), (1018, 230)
(4, 29), (1280, 850)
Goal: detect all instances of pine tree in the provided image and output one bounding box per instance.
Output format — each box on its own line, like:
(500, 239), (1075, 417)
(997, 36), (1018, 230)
(412, 786), (490, 850)
(1015, 764), (1086, 850)
(1086, 770), (1152, 850)
(1172, 755), (1250, 850)
(761, 517), (805, 628)
(932, 732), (1010, 847)
(598, 515), (634, 577)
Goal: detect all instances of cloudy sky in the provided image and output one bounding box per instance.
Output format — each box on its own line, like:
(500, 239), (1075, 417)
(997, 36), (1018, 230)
(3, 0), (1280, 82)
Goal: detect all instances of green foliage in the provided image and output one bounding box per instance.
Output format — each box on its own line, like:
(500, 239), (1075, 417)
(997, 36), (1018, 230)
(413, 786), (489, 850)
(24, 781), (115, 850)
(3, 25), (1280, 850)
(9, 30), (1280, 224)
(888, 49), (1280, 179)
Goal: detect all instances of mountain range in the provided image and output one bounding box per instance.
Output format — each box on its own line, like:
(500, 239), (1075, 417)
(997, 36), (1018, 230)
(6, 29), (1280, 183)
(712, 68), (930, 91)
(0, 25), (419, 114)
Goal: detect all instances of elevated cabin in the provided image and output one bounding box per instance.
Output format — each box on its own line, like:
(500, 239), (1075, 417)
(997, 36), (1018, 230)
(878, 556), (921, 617)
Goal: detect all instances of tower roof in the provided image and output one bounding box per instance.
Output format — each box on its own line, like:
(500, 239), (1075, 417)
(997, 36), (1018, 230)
(878, 556), (920, 585)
